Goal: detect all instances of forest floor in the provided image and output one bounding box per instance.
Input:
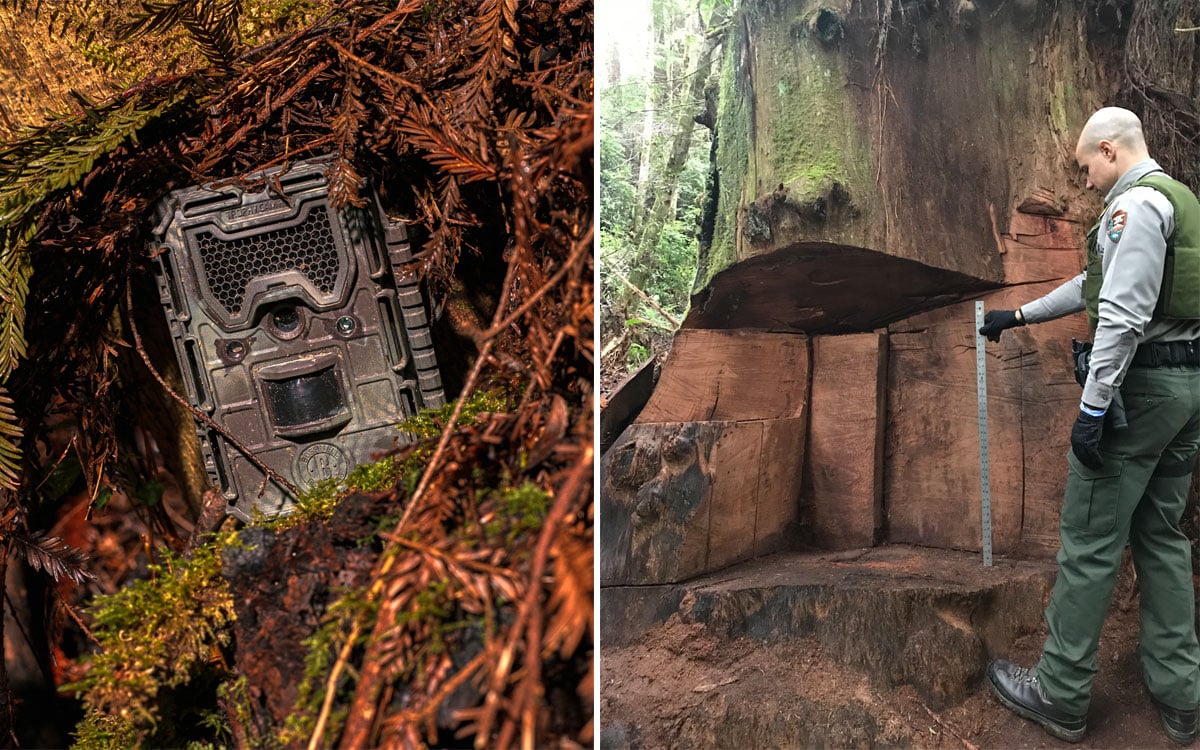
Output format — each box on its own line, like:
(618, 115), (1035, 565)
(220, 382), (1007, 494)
(599, 330), (672, 402)
(601, 563), (1189, 749)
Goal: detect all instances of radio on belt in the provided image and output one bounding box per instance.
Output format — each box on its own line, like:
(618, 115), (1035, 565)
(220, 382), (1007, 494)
(150, 157), (445, 520)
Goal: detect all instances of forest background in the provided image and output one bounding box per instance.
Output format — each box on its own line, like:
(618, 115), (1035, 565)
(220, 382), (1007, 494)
(598, 0), (725, 393)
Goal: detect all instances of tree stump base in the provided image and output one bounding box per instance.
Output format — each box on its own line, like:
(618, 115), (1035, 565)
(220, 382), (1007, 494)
(601, 544), (1055, 710)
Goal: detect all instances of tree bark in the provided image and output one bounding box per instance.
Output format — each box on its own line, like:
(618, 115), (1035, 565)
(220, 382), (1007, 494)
(699, 0), (1119, 292)
(627, 33), (716, 295)
(0, 9), (120, 135)
(631, 75), (656, 240)
(611, 0), (1142, 572)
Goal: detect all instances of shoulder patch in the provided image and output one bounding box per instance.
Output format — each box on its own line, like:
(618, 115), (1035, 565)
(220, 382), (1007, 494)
(1107, 209), (1127, 243)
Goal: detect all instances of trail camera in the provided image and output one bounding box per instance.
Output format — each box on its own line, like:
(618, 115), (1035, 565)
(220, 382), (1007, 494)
(150, 158), (445, 520)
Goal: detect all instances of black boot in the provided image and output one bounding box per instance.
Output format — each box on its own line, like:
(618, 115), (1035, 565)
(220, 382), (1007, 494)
(1149, 695), (1198, 745)
(987, 660), (1087, 743)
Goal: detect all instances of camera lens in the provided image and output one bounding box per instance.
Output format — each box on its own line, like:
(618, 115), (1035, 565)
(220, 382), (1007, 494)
(274, 306), (300, 333)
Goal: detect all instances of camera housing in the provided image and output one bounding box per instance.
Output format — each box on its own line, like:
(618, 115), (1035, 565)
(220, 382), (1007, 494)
(150, 158), (444, 520)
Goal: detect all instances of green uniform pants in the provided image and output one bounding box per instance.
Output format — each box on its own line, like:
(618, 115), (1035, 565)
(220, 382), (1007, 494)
(1035, 363), (1200, 715)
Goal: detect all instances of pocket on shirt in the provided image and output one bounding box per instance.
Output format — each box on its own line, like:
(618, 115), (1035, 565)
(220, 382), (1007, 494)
(1064, 452), (1124, 536)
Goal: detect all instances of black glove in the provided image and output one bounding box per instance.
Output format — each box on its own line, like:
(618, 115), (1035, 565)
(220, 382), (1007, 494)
(1070, 408), (1105, 469)
(978, 309), (1024, 343)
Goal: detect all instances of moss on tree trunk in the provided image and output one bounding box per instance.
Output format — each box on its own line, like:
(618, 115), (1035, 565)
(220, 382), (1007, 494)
(699, 0), (1120, 297)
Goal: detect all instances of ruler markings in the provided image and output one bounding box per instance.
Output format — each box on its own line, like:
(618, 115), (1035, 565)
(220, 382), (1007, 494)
(975, 301), (994, 567)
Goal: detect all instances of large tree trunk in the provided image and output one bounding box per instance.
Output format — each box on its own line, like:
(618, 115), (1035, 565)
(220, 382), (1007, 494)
(0, 9), (119, 134)
(684, 0), (1125, 558)
(604, 0), (1159, 586)
(698, 0), (1110, 292)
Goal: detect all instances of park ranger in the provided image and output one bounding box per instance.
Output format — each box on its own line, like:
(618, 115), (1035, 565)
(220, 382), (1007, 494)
(978, 106), (1200, 745)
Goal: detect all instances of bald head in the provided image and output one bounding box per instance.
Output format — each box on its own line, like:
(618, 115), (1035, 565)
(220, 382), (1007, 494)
(1077, 107), (1147, 154)
(1074, 107), (1151, 194)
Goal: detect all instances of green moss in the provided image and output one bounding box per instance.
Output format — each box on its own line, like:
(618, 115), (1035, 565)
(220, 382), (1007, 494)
(1051, 78), (1069, 138)
(240, 0), (329, 43)
(71, 715), (138, 750)
(701, 0), (873, 289)
(68, 539), (238, 748)
(789, 163), (841, 197)
(1038, 20), (1094, 147)
(763, 48), (849, 198)
(398, 387), (512, 440)
(741, 0), (864, 196)
(279, 590), (377, 746)
(213, 677), (258, 747)
(702, 18), (752, 290)
(268, 387), (515, 530)
(483, 481), (550, 544)
(79, 41), (127, 71)
(270, 451), (423, 531)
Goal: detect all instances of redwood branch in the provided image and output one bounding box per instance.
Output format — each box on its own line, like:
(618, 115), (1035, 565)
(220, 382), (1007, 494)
(606, 267), (680, 329)
(473, 445), (593, 748)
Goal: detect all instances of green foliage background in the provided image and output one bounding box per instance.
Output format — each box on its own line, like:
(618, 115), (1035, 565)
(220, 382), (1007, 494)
(598, 0), (725, 375)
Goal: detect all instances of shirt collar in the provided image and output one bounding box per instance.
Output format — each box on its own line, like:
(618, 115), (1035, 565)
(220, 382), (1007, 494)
(1105, 158), (1164, 204)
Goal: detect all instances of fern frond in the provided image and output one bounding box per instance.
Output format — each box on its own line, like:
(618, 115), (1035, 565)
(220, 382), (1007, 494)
(120, 0), (244, 68)
(0, 222), (34, 379)
(326, 155), (366, 210)
(0, 391), (20, 439)
(181, 0), (242, 67)
(7, 529), (96, 584)
(118, 0), (189, 40)
(0, 222), (32, 490)
(455, 0), (519, 119)
(0, 88), (186, 491)
(0, 90), (187, 227)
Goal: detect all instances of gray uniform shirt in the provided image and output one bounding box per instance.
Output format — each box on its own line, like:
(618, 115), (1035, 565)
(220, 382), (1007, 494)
(1019, 158), (1200, 410)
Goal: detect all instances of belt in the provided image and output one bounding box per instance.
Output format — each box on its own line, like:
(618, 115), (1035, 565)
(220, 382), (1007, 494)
(1131, 339), (1200, 368)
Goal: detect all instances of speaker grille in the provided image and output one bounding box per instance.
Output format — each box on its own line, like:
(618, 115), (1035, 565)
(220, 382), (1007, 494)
(196, 205), (341, 315)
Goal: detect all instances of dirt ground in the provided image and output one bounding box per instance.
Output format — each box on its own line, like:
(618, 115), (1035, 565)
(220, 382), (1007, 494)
(600, 565), (1191, 749)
